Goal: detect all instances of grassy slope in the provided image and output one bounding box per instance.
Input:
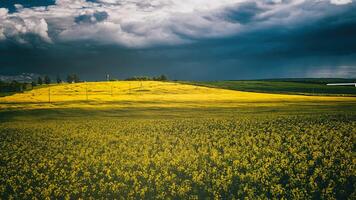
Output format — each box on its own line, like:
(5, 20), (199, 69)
(184, 79), (356, 96)
(261, 78), (356, 84)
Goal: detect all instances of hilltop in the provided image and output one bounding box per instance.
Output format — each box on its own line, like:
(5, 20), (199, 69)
(0, 81), (355, 117)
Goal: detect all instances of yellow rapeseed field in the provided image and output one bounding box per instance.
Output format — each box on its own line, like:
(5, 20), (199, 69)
(0, 81), (355, 110)
(0, 81), (355, 199)
(0, 116), (355, 199)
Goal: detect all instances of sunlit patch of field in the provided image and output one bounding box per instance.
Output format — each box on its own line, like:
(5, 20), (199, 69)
(0, 81), (355, 111)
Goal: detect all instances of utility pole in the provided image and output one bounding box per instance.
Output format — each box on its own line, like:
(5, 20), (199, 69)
(48, 87), (51, 103)
(86, 83), (88, 101)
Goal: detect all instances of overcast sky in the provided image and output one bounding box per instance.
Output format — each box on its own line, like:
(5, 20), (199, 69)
(0, 0), (355, 80)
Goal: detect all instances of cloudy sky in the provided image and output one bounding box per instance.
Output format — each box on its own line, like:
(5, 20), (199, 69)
(0, 0), (355, 80)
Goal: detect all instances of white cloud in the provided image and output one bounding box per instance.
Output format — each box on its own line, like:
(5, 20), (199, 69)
(24, 18), (52, 43)
(330, 0), (353, 5)
(0, 9), (7, 40)
(0, 0), (353, 47)
(0, 8), (8, 17)
(51, 0), (245, 46)
(0, 6), (52, 43)
(0, 29), (5, 40)
(14, 4), (24, 10)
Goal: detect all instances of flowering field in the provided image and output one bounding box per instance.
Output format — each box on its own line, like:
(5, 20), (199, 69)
(0, 81), (355, 110)
(0, 81), (355, 199)
(0, 115), (355, 199)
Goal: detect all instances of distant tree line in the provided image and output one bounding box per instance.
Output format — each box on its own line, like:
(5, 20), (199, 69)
(0, 81), (33, 93)
(0, 74), (81, 94)
(35, 75), (51, 85)
(33, 74), (81, 86)
(1, 73), (170, 94)
(125, 75), (168, 81)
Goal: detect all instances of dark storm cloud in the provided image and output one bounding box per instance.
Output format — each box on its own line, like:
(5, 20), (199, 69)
(0, 0), (355, 80)
(255, 7), (356, 58)
(0, 0), (55, 12)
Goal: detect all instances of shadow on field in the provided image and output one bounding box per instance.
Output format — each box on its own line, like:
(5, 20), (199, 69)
(0, 103), (355, 122)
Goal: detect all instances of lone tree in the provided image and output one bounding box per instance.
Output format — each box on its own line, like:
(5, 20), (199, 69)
(44, 75), (51, 85)
(37, 77), (43, 85)
(66, 75), (72, 83)
(73, 74), (80, 83)
(159, 74), (168, 81)
(56, 75), (62, 84)
(67, 74), (80, 83)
